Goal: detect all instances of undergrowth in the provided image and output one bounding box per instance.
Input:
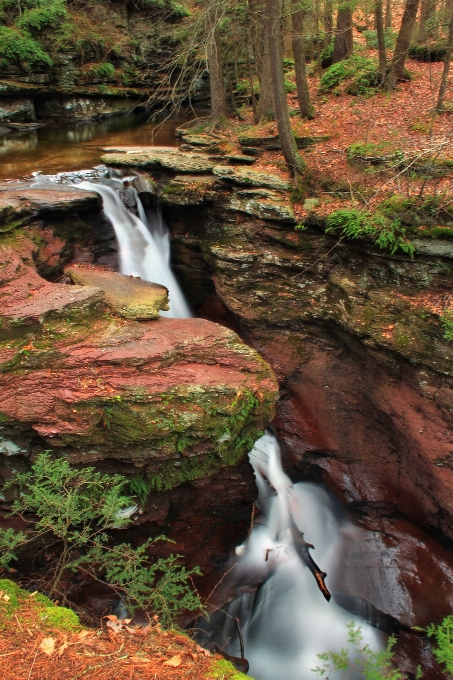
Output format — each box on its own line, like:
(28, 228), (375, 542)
(313, 622), (420, 679)
(0, 453), (202, 626)
(325, 208), (415, 257)
(320, 55), (380, 95)
(0, 25), (52, 68)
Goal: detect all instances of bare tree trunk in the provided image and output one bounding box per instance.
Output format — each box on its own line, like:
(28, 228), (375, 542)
(266, 0), (306, 177)
(385, 0), (392, 27)
(332, 2), (354, 63)
(256, 0), (275, 120)
(418, 0), (436, 39)
(387, 0), (420, 87)
(283, 0), (293, 56)
(375, 0), (387, 81)
(205, 0), (228, 122)
(292, 0), (314, 118)
(437, 8), (453, 109)
(323, 0), (333, 47)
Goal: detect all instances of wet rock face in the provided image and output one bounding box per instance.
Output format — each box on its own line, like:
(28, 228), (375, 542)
(0, 184), (278, 581)
(163, 205), (453, 543)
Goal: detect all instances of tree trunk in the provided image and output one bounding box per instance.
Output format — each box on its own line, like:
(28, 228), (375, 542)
(375, 0), (387, 81)
(332, 3), (353, 63)
(437, 8), (453, 109)
(418, 0), (436, 40)
(323, 0), (333, 47)
(205, 0), (228, 122)
(387, 0), (420, 87)
(292, 0), (314, 118)
(256, 0), (275, 120)
(385, 0), (392, 27)
(266, 0), (305, 177)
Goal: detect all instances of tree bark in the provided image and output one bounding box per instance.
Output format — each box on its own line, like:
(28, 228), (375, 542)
(387, 0), (420, 87)
(437, 8), (453, 109)
(418, 0), (436, 40)
(385, 0), (392, 27)
(251, 0), (274, 120)
(375, 0), (387, 81)
(292, 0), (314, 118)
(205, 0), (228, 122)
(332, 2), (353, 63)
(266, 0), (305, 177)
(323, 0), (333, 47)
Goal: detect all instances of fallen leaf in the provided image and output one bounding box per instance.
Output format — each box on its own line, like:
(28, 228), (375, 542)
(58, 635), (68, 657)
(104, 615), (118, 622)
(163, 654), (182, 667)
(130, 656), (152, 663)
(76, 631), (91, 640)
(40, 637), (56, 657)
(196, 645), (211, 657)
(174, 635), (188, 645)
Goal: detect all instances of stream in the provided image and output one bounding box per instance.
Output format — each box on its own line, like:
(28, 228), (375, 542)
(22, 114), (386, 679)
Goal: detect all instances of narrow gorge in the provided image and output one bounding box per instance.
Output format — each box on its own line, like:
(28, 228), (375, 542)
(1, 0), (453, 677)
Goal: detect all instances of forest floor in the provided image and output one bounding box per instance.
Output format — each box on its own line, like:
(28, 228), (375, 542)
(201, 49), (453, 226)
(0, 580), (240, 680)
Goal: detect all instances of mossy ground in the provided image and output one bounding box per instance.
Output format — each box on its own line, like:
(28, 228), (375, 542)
(0, 579), (244, 679)
(0, 578), (81, 632)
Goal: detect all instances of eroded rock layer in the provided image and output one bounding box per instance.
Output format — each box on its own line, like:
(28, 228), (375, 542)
(102, 150), (453, 669)
(0, 181), (278, 580)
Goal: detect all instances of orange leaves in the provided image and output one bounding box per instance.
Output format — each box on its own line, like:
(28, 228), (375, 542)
(163, 654), (183, 667)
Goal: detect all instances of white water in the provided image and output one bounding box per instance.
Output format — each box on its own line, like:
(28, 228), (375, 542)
(76, 181), (191, 318)
(201, 431), (383, 680)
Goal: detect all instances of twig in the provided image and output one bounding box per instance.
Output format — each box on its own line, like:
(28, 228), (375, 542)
(235, 617), (245, 659)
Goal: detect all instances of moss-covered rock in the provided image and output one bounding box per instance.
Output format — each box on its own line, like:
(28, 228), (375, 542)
(65, 265), (169, 319)
(102, 150), (216, 174)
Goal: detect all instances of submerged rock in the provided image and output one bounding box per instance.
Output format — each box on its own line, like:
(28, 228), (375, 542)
(65, 265), (169, 319)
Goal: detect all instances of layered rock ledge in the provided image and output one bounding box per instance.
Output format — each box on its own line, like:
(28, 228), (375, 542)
(0, 182), (277, 491)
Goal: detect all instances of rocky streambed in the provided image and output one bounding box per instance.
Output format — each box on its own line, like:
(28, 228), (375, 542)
(1, 140), (453, 677)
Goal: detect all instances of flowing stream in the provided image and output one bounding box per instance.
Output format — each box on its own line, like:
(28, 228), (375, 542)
(197, 431), (383, 680)
(32, 160), (384, 677)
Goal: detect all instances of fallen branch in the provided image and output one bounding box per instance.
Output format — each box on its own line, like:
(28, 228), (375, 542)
(289, 517), (331, 602)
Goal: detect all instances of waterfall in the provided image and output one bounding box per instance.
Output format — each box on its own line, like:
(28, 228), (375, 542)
(198, 431), (383, 680)
(78, 181), (191, 319)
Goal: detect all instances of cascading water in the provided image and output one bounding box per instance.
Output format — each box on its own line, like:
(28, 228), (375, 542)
(198, 431), (383, 680)
(77, 181), (191, 318)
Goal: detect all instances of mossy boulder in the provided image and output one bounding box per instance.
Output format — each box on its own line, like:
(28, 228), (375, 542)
(65, 265), (169, 319)
(101, 149), (216, 174)
(212, 166), (290, 191)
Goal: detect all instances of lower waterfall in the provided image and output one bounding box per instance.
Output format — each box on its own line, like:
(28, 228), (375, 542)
(197, 431), (383, 680)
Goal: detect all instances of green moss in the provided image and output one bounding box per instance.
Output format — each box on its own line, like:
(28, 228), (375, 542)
(0, 579), (81, 632)
(207, 658), (249, 680)
(40, 605), (81, 630)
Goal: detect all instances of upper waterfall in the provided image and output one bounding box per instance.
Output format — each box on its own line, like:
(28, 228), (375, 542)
(78, 181), (191, 319)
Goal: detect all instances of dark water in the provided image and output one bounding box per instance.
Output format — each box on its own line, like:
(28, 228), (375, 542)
(0, 109), (195, 180)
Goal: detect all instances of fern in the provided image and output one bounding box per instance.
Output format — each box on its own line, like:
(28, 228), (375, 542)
(0, 26), (52, 68)
(16, 0), (66, 31)
(326, 209), (414, 257)
(427, 615), (453, 674)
